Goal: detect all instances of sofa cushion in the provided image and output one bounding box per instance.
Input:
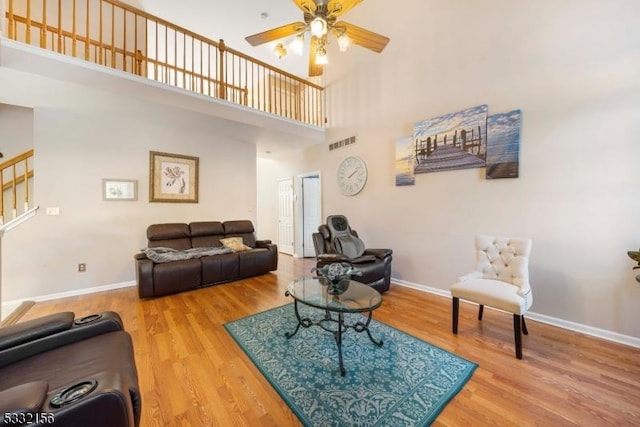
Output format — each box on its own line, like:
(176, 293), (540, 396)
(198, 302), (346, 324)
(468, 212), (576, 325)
(201, 253), (240, 284)
(152, 259), (201, 296)
(147, 223), (191, 250)
(223, 220), (256, 247)
(189, 222), (225, 248)
(220, 237), (252, 252)
(237, 248), (274, 278)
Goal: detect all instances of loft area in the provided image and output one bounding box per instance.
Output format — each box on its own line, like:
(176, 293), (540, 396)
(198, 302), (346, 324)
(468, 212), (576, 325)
(4, 0), (325, 127)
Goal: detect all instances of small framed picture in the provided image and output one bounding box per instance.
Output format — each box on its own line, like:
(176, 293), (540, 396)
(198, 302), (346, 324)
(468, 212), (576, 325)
(102, 179), (138, 201)
(149, 151), (199, 203)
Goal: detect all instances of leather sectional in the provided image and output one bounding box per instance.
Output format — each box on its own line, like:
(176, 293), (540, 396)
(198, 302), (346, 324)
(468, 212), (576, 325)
(135, 220), (278, 298)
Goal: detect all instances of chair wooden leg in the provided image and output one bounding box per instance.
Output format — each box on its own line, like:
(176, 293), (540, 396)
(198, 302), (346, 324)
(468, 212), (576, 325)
(478, 304), (484, 320)
(522, 316), (529, 335)
(513, 314), (523, 359)
(452, 297), (459, 334)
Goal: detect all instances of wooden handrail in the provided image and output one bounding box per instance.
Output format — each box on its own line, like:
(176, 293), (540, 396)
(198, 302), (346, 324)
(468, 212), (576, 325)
(0, 149), (34, 170)
(0, 149), (34, 224)
(145, 56), (248, 99)
(4, 0), (325, 126)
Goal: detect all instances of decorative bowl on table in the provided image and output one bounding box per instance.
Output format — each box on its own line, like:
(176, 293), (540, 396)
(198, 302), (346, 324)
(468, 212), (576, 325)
(312, 262), (362, 295)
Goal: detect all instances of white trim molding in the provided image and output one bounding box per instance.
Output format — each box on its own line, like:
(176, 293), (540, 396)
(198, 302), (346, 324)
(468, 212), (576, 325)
(392, 278), (640, 349)
(0, 206), (39, 233)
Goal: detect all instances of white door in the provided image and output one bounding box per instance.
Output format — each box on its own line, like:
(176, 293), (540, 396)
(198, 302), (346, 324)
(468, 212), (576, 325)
(277, 178), (294, 255)
(302, 175), (322, 257)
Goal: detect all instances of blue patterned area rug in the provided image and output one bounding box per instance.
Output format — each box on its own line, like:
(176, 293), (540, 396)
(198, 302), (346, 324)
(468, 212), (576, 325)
(224, 304), (477, 426)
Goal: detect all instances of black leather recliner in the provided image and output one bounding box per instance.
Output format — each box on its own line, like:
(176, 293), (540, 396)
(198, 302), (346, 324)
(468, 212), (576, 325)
(0, 311), (141, 426)
(312, 215), (393, 293)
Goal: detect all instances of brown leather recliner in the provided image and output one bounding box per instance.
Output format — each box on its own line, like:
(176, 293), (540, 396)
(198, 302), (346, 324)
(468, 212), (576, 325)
(312, 215), (393, 293)
(0, 311), (141, 427)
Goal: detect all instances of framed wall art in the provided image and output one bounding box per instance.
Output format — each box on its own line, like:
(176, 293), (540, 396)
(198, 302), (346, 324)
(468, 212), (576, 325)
(102, 179), (138, 201)
(394, 136), (415, 186)
(149, 151), (199, 203)
(486, 109), (522, 179)
(413, 104), (488, 174)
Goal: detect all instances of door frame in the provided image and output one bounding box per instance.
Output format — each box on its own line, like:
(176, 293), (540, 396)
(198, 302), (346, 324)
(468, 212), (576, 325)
(276, 177), (294, 255)
(294, 171), (322, 258)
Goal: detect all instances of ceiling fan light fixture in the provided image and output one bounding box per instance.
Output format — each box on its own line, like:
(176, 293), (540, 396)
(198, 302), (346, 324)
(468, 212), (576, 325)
(289, 33), (305, 56)
(274, 42), (287, 59)
(315, 46), (328, 65)
(244, 0), (389, 77)
(337, 33), (351, 52)
(310, 17), (328, 37)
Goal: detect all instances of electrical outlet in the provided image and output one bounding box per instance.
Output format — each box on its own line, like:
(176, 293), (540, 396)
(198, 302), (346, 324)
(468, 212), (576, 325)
(78, 263), (86, 272)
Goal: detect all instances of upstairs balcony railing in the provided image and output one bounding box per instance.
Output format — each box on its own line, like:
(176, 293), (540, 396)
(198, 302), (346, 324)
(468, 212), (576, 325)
(0, 150), (34, 225)
(4, 0), (325, 127)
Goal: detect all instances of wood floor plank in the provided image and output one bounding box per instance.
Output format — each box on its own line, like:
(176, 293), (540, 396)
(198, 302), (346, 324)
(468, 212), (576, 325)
(15, 255), (640, 426)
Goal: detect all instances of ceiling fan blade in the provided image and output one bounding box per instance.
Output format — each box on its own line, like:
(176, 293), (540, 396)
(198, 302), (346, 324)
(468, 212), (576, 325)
(335, 21), (390, 53)
(245, 22), (306, 46)
(308, 35), (324, 77)
(326, 0), (363, 19)
(292, 0), (317, 15)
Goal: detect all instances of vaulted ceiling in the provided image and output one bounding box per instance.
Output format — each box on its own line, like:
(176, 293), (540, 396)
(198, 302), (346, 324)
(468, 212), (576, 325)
(124, 0), (315, 79)
(121, 0), (384, 83)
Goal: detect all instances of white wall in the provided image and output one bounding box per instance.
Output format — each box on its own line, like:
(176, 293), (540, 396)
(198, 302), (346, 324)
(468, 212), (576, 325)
(0, 104), (34, 223)
(258, 0), (640, 338)
(0, 104), (33, 159)
(1, 71), (258, 301)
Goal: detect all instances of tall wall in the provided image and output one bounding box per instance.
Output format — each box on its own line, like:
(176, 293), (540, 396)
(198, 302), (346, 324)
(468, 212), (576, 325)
(0, 104), (32, 159)
(258, 0), (640, 338)
(0, 104), (34, 220)
(0, 68), (257, 302)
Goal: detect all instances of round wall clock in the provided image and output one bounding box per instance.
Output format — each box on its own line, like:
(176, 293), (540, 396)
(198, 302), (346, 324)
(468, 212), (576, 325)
(337, 156), (368, 196)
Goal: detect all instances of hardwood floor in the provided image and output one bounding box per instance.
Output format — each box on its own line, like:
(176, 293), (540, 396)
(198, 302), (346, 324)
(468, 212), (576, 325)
(18, 255), (640, 426)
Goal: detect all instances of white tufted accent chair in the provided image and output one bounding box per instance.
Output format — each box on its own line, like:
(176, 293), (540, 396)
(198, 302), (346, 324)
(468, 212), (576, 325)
(451, 235), (533, 359)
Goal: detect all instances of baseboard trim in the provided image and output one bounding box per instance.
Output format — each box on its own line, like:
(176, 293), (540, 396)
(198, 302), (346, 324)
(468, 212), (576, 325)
(392, 278), (640, 349)
(1, 281), (136, 319)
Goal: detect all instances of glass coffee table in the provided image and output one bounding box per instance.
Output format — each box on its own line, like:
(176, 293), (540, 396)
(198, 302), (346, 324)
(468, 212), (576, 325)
(284, 276), (384, 376)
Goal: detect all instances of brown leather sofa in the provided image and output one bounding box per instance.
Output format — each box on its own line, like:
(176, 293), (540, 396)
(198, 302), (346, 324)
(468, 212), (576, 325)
(0, 311), (140, 427)
(135, 220), (278, 298)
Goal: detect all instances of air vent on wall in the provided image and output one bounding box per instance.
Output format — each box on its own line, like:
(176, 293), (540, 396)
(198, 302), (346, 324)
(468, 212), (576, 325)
(329, 135), (357, 151)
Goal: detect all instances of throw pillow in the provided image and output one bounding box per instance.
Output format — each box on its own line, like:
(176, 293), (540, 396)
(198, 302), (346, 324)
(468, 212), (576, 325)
(220, 237), (252, 252)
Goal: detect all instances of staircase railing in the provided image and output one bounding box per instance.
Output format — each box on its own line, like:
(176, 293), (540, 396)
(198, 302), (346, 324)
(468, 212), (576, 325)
(0, 149), (34, 225)
(4, 0), (325, 127)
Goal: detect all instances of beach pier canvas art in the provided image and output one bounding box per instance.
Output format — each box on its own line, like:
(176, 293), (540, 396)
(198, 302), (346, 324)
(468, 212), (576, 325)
(394, 104), (522, 186)
(395, 136), (416, 186)
(413, 105), (488, 174)
(486, 110), (522, 179)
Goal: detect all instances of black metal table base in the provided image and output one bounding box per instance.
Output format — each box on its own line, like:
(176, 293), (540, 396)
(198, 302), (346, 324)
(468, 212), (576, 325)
(284, 297), (383, 376)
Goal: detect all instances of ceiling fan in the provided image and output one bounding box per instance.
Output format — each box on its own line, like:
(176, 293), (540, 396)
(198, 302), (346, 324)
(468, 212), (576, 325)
(245, 0), (390, 77)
